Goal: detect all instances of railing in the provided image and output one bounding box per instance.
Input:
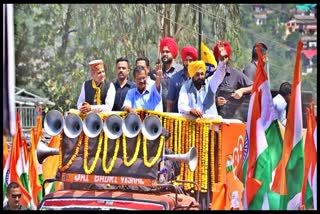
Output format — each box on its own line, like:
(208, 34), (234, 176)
(16, 106), (37, 129)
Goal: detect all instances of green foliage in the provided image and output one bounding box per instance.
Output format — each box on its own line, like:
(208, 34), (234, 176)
(14, 4), (317, 111)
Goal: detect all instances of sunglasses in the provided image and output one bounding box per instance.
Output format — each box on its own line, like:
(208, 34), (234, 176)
(11, 194), (22, 199)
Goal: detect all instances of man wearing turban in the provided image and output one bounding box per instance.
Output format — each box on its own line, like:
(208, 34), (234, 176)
(213, 41), (253, 121)
(159, 37), (183, 111)
(167, 46), (198, 112)
(178, 60), (227, 118)
(77, 59), (116, 114)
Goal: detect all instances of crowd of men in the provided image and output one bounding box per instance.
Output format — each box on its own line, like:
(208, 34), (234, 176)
(76, 36), (291, 124)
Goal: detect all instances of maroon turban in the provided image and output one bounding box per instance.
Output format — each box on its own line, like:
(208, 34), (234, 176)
(213, 40), (232, 60)
(160, 37), (178, 59)
(181, 46), (198, 61)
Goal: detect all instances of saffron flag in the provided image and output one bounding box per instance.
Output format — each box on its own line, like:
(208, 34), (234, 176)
(270, 40), (308, 210)
(301, 99), (317, 209)
(201, 42), (217, 77)
(242, 43), (283, 210)
(28, 115), (43, 209)
(42, 134), (63, 194)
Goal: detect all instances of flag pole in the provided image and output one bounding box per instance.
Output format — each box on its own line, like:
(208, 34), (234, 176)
(198, 4), (202, 60)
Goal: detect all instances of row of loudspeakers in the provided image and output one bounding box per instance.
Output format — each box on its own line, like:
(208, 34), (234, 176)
(44, 110), (163, 140)
(42, 110), (198, 172)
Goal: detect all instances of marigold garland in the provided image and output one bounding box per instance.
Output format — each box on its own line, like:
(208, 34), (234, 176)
(218, 128), (223, 182)
(102, 134), (120, 174)
(60, 110), (227, 196)
(210, 124), (215, 189)
(59, 132), (83, 172)
(123, 133), (141, 167)
(83, 132), (103, 174)
(143, 135), (165, 167)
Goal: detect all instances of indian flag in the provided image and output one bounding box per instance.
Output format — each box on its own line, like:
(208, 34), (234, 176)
(301, 99), (317, 209)
(242, 43), (283, 210)
(3, 136), (10, 206)
(8, 112), (32, 208)
(270, 40), (308, 210)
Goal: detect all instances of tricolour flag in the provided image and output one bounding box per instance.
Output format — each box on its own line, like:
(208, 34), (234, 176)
(8, 112), (32, 208)
(301, 99), (317, 209)
(242, 43), (283, 210)
(201, 42), (217, 77)
(270, 40), (307, 210)
(3, 136), (10, 206)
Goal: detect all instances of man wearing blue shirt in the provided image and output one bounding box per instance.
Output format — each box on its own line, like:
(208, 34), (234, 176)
(122, 65), (163, 113)
(167, 46), (198, 113)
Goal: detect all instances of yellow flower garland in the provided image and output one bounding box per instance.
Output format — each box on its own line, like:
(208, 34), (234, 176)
(218, 128), (223, 182)
(143, 135), (165, 167)
(102, 134), (120, 174)
(83, 132), (103, 174)
(210, 123), (215, 190)
(59, 132), (83, 172)
(123, 133), (141, 167)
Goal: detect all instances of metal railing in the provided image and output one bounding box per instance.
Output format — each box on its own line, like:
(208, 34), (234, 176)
(16, 106), (37, 129)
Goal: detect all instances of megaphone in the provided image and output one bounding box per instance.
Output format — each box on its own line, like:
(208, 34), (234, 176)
(44, 110), (64, 136)
(142, 115), (162, 140)
(122, 112), (142, 138)
(37, 140), (59, 164)
(83, 112), (103, 138)
(164, 147), (198, 172)
(64, 113), (83, 138)
(103, 114), (123, 140)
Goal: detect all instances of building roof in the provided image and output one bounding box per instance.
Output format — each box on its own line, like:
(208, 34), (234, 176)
(302, 49), (317, 59)
(15, 87), (55, 106)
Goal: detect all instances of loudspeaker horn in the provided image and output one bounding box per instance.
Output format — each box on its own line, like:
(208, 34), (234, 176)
(122, 112), (142, 138)
(164, 147), (198, 172)
(83, 112), (103, 138)
(141, 115), (162, 140)
(64, 113), (83, 139)
(103, 114), (123, 140)
(44, 110), (64, 136)
(37, 140), (59, 164)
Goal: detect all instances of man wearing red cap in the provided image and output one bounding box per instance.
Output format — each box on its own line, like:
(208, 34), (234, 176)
(77, 59), (116, 114)
(167, 46), (198, 112)
(159, 37), (183, 112)
(213, 41), (253, 121)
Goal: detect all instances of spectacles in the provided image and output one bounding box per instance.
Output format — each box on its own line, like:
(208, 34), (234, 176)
(11, 194), (22, 199)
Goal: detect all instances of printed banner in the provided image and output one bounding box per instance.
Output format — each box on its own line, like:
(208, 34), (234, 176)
(60, 172), (158, 187)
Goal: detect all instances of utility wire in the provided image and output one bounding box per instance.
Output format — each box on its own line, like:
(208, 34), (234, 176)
(139, 4), (316, 71)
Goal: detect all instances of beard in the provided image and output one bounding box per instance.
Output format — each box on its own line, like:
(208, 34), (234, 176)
(193, 79), (205, 88)
(161, 56), (173, 65)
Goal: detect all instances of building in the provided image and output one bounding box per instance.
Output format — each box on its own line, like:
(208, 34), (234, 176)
(284, 8), (317, 75)
(15, 87), (55, 140)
